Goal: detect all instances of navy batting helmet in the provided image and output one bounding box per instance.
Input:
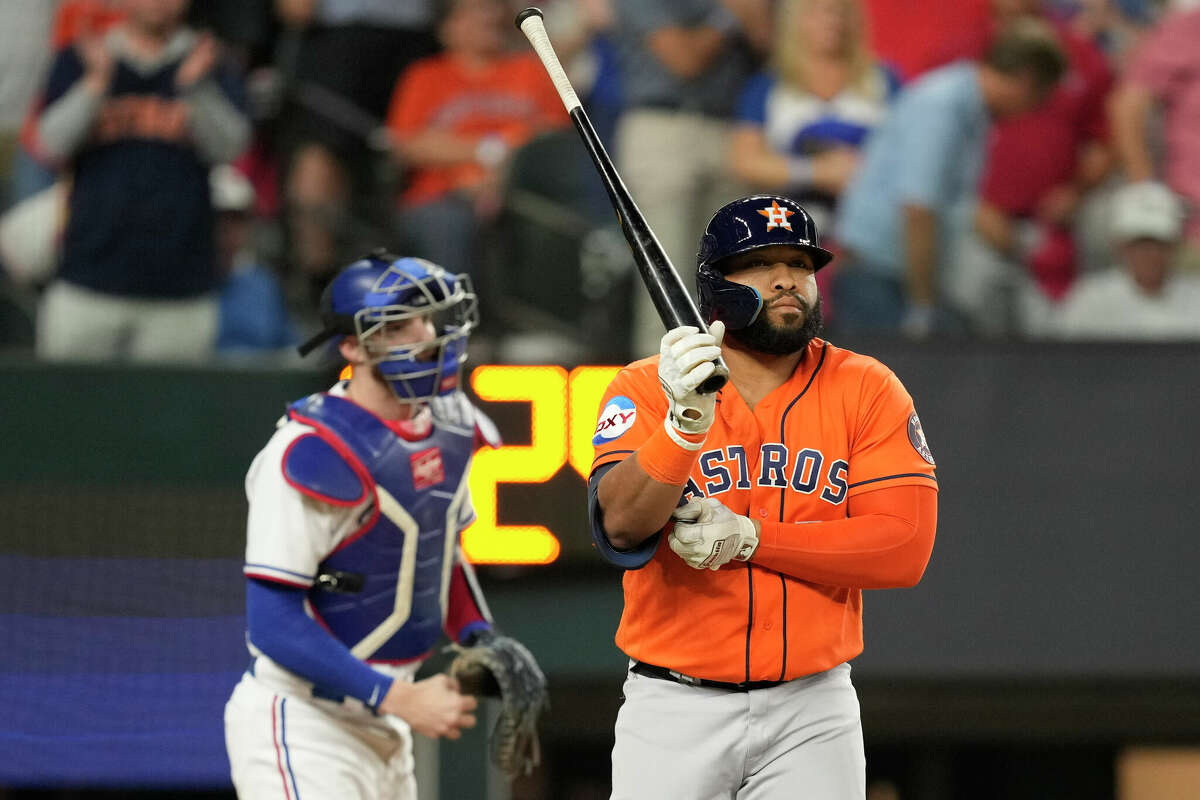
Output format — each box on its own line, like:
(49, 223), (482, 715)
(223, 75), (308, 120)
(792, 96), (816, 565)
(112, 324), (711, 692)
(696, 195), (833, 329)
(298, 250), (478, 401)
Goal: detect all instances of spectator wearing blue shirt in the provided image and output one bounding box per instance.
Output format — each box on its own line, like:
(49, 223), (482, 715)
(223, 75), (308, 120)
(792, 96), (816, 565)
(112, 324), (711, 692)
(834, 19), (1065, 337)
(211, 165), (298, 361)
(28, 0), (251, 362)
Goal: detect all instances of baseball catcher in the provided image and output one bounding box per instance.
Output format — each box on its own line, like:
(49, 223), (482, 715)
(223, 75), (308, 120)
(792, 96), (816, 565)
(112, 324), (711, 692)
(448, 629), (549, 778)
(224, 251), (548, 798)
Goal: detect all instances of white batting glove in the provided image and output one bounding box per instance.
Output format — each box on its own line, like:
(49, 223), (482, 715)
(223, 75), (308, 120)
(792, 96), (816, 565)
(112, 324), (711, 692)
(657, 321), (725, 449)
(668, 497), (759, 570)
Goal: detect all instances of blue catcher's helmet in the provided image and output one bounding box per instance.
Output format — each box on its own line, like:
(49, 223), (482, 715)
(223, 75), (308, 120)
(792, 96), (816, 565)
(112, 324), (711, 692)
(696, 195), (834, 329)
(297, 252), (479, 401)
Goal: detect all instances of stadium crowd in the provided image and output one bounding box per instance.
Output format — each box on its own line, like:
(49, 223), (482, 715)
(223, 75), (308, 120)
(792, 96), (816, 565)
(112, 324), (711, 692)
(2, 0), (1199, 365)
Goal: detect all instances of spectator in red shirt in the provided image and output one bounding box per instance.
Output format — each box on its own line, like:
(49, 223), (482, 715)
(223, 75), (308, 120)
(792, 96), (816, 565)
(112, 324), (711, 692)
(947, 0), (1114, 337)
(385, 0), (568, 280)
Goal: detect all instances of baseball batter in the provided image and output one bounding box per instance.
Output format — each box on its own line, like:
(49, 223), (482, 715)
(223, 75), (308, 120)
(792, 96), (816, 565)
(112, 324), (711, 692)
(589, 195), (938, 799)
(224, 253), (516, 799)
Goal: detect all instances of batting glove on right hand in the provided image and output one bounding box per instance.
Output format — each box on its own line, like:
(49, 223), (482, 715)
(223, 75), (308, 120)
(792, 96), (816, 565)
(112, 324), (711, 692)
(657, 321), (725, 447)
(669, 497), (759, 570)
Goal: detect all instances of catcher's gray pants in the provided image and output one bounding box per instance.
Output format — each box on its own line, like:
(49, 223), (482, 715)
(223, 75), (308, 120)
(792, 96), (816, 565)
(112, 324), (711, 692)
(610, 662), (864, 800)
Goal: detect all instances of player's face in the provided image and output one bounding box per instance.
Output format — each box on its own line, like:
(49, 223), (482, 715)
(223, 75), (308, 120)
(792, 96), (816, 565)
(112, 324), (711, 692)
(343, 314), (437, 366)
(723, 246), (819, 325)
(374, 316), (437, 351)
(722, 246), (824, 355)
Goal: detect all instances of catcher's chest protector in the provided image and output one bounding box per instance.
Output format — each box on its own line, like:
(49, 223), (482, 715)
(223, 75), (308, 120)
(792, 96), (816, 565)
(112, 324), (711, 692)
(288, 393), (474, 662)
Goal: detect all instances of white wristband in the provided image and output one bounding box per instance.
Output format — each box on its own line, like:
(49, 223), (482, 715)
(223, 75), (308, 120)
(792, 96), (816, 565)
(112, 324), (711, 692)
(663, 417), (706, 451)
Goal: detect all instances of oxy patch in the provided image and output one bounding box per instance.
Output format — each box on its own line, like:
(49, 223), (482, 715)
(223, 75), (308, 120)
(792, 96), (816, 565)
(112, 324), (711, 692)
(593, 396), (637, 445)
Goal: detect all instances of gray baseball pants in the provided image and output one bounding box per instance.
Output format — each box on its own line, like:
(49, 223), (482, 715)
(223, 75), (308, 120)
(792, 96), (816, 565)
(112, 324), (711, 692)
(610, 662), (865, 799)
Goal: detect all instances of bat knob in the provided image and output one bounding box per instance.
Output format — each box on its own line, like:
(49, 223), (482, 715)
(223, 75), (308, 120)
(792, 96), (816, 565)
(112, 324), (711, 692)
(698, 358), (729, 394)
(514, 7), (544, 28)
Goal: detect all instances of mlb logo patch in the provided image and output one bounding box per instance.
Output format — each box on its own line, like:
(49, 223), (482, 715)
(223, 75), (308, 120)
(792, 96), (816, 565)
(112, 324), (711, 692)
(593, 396), (637, 445)
(410, 447), (445, 490)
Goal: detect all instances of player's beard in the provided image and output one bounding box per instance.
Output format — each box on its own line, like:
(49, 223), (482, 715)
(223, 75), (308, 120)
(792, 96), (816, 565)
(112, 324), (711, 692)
(729, 294), (824, 355)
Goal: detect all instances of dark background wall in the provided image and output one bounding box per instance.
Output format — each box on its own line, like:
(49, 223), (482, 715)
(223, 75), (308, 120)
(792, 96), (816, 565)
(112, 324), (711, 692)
(2, 341), (1198, 798)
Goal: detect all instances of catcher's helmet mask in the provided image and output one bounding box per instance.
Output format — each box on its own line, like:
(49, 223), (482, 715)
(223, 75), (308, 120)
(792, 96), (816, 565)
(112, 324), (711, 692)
(298, 250), (478, 402)
(697, 195), (833, 330)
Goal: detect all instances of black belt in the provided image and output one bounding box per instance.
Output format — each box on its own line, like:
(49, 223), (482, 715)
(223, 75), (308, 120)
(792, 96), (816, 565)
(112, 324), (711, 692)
(631, 661), (786, 692)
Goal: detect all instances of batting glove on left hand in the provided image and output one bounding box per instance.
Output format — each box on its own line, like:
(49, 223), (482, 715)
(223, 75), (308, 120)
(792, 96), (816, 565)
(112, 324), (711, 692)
(668, 497), (759, 570)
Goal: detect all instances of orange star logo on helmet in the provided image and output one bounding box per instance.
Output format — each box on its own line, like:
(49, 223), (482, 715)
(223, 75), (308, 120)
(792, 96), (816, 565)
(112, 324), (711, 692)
(757, 200), (795, 231)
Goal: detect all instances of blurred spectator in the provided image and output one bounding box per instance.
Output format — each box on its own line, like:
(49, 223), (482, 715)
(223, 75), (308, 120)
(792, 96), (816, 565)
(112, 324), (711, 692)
(27, 0), (251, 362)
(951, 0), (1115, 337)
(1054, 180), (1200, 339)
(728, 0), (895, 225)
(212, 165), (299, 360)
(1109, 5), (1200, 271)
(275, 0), (438, 294)
(727, 0), (897, 323)
(0, 4), (56, 210)
(834, 19), (1066, 337)
(611, 0), (771, 357)
(386, 0), (569, 279)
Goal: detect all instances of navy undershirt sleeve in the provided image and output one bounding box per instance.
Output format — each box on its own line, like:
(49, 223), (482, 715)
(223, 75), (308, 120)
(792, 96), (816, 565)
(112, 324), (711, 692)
(587, 462), (661, 569)
(246, 579), (395, 709)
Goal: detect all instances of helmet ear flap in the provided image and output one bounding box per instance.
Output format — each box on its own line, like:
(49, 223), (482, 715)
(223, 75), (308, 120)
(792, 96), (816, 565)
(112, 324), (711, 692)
(697, 264), (763, 330)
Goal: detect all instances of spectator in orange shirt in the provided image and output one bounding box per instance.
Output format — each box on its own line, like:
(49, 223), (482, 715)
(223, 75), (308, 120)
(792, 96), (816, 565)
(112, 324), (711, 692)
(385, 0), (569, 280)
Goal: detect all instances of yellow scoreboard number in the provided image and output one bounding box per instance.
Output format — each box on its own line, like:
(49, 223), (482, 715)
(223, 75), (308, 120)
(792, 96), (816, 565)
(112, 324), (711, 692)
(462, 365), (621, 565)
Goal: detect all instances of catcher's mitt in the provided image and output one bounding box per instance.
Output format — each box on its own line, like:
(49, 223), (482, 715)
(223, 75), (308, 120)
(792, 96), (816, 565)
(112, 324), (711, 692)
(447, 629), (548, 778)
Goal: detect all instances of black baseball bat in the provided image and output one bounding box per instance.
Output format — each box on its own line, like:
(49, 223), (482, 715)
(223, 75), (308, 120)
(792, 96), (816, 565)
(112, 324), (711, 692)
(515, 7), (728, 393)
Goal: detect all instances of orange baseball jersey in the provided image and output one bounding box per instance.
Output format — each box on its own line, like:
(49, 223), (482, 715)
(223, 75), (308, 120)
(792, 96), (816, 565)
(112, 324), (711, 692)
(589, 338), (938, 683)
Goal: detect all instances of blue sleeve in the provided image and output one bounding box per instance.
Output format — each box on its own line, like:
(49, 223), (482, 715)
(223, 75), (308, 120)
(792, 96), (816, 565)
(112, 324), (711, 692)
(587, 462), (661, 569)
(892, 88), (966, 209)
(42, 48), (86, 108)
(246, 579), (394, 709)
(735, 72), (773, 126)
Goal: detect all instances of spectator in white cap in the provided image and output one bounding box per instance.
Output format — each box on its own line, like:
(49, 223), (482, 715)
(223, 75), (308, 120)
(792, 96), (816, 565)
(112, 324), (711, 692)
(1054, 181), (1200, 340)
(213, 165), (299, 360)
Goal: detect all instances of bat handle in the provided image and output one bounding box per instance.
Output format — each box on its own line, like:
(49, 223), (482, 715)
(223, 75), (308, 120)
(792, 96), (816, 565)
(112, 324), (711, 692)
(698, 356), (729, 394)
